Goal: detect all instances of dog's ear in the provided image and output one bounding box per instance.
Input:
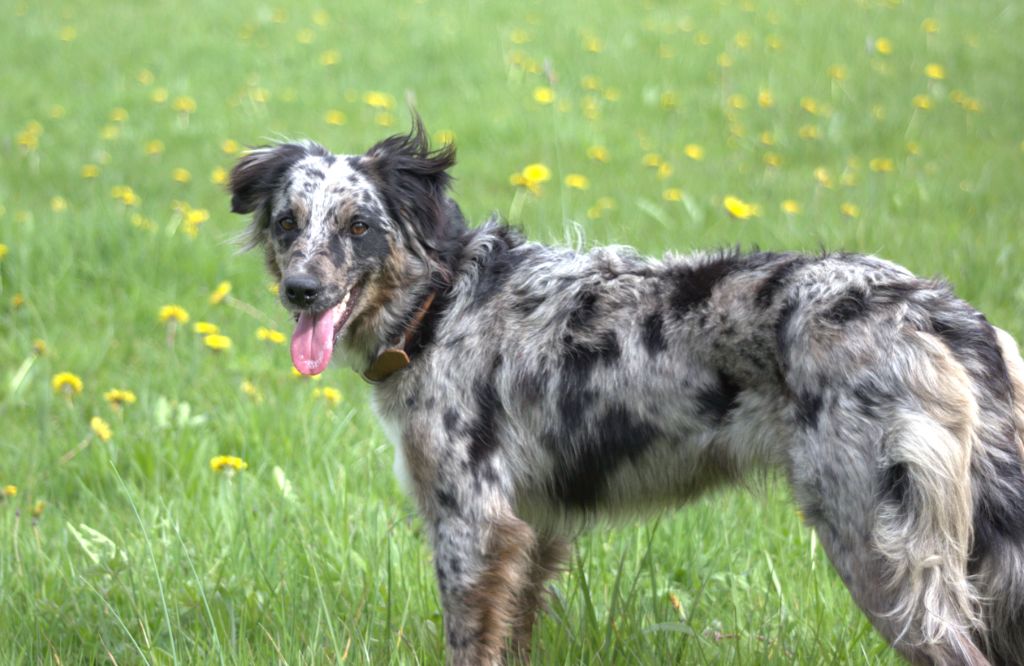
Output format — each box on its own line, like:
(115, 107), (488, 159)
(228, 141), (327, 215)
(361, 114), (457, 229)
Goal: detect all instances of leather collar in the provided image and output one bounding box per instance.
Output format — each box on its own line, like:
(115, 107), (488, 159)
(362, 291), (437, 383)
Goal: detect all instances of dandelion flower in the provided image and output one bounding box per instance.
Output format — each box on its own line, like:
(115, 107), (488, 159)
(723, 196), (759, 220)
(324, 109), (347, 125)
(193, 321), (220, 335)
(209, 281), (232, 305)
(211, 167), (228, 185)
(912, 94), (933, 110)
(31, 500), (45, 518)
(240, 380), (262, 401)
(828, 64), (848, 81)
(90, 416), (112, 442)
(52, 372), (84, 395)
(81, 164), (100, 178)
(103, 389), (137, 408)
(172, 95), (197, 114)
(561, 174), (589, 191)
(313, 386), (343, 406)
(257, 327), (286, 344)
(875, 37), (892, 55)
(586, 145), (610, 162)
(146, 139), (165, 155)
(921, 18), (939, 34)
(781, 200), (802, 214)
(0, 243), (7, 260)
(683, 144), (705, 161)
(662, 188), (684, 202)
(203, 334), (232, 351)
(3, 485), (16, 498)
(210, 455), (248, 473)
(924, 63), (945, 80)
(532, 86), (555, 105)
(521, 163), (551, 186)
(362, 91), (395, 109)
(109, 107), (129, 122)
(158, 305), (190, 324)
(757, 89), (774, 108)
(841, 202), (861, 218)
(33, 339), (47, 355)
(869, 158), (895, 173)
(172, 168), (192, 184)
(374, 112), (394, 127)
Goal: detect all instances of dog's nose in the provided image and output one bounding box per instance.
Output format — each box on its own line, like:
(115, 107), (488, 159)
(282, 274), (322, 308)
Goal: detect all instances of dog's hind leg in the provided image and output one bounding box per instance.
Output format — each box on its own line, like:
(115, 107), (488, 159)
(787, 332), (989, 664)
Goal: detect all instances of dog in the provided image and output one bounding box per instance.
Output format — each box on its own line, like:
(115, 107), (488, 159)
(229, 117), (1024, 665)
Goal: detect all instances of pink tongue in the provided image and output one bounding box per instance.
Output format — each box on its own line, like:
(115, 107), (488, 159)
(290, 308), (336, 375)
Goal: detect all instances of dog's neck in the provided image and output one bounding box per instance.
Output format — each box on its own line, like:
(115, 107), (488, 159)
(362, 289), (438, 382)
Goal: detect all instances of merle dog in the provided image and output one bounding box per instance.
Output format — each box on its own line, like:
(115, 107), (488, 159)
(229, 119), (1024, 665)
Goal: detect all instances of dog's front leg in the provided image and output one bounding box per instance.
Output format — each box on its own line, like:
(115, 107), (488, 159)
(429, 505), (536, 666)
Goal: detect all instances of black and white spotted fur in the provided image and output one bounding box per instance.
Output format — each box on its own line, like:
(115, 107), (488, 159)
(230, 119), (1024, 665)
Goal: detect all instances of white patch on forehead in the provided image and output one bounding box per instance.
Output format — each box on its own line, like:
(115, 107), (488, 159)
(302, 153), (387, 246)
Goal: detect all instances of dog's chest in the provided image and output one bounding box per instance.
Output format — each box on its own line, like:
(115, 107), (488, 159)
(371, 394), (416, 496)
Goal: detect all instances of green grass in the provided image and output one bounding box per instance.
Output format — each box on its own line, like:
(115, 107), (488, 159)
(2, 0), (1022, 663)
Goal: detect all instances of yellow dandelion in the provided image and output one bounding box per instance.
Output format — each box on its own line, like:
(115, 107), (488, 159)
(324, 109), (347, 126)
(657, 162), (673, 179)
(564, 174), (590, 190)
(760, 131), (775, 146)
(51, 196), (68, 213)
(172, 95), (197, 114)
(510, 28), (529, 44)
(581, 75), (600, 90)
(312, 9), (329, 25)
(912, 94), (933, 110)
(362, 90), (395, 109)
(717, 53), (733, 68)
(434, 129), (455, 145)
(210, 455), (248, 473)
(209, 281), (232, 305)
(875, 37), (892, 55)
(582, 34), (603, 53)
(798, 125), (821, 140)
(921, 18), (939, 34)
(924, 63), (946, 81)
(683, 144), (705, 161)
(59, 26), (77, 42)
(800, 97), (820, 115)
(521, 163), (551, 184)
(109, 107), (129, 122)
(193, 321), (220, 335)
(828, 64), (848, 81)
(723, 196), (759, 220)
(814, 167), (834, 188)
(203, 334), (232, 351)
(211, 167), (228, 185)
(90, 416), (112, 442)
(532, 86), (556, 105)
(869, 158), (895, 173)
(0, 243), (7, 260)
(145, 139), (165, 156)
(291, 367), (322, 380)
(103, 389), (137, 408)
(172, 168), (192, 184)
(137, 69), (155, 86)
(33, 339), (47, 355)
(158, 304), (190, 324)
(240, 380), (262, 401)
(763, 152), (782, 167)
(841, 202), (861, 218)
(312, 386), (343, 406)
(3, 485), (16, 498)
(31, 500), (45, 518)
(52, 371), (84, 395)
(662, 188), (684, 202)
(374, 112), (394, 127)
(907, 141), (922, 155)
(781, 200), (802, 214)
(296, 28), (315, 44)
(757, 89), (774, 108)
(641, 153), (663, 168)
(81, 164), (100, 178)
(11, 293), (25, 309)
(257, 327), (286, 344)
(586, 145), (610, 162)
(151, 87), (169, 104)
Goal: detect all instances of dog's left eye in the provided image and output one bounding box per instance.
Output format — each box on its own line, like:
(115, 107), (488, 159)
(278, 216), (297, 232)
(350, 221), (369, 236)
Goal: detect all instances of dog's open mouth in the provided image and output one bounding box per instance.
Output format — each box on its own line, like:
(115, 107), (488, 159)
(289, 286), (362, 376)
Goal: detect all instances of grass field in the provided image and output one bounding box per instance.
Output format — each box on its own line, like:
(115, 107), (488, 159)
(2, 0), (1023, 663)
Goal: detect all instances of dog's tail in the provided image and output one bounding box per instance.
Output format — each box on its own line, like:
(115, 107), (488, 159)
(969, 327), (1024, 665)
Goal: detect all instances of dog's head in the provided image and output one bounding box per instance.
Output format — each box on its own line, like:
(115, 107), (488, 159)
(228, 117), (459, 375)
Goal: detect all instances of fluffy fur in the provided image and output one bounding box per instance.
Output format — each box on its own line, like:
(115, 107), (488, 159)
(230, 119), (1024, 665)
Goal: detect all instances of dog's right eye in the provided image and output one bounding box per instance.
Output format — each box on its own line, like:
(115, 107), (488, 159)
(277, 216), (297, 232)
